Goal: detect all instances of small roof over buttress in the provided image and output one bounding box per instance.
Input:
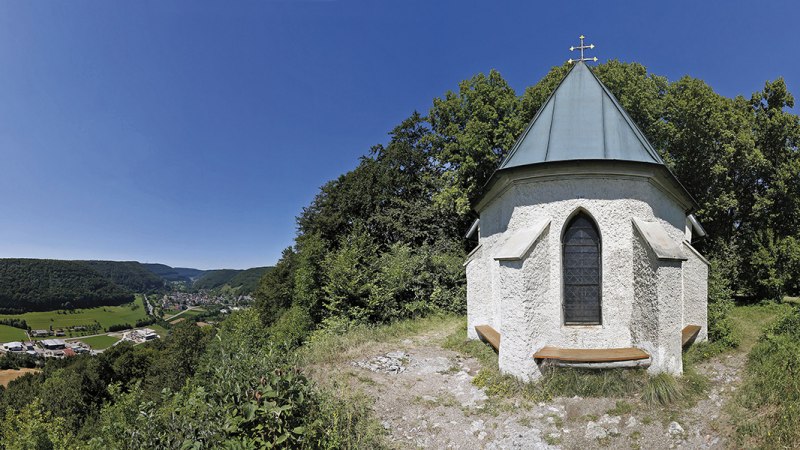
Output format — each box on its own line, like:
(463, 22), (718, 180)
(499, 61), (664, 170)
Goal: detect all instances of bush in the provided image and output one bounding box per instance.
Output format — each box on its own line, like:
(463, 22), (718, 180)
(134, 318), (155, 328)
(87, 310), (384, 448)
(0, 318), (28, 330)
(106, 323), (132, 332)
(707, 256), (739, 348)
(269, 305), (313, 348)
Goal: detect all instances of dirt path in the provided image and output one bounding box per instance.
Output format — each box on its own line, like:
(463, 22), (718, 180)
(310, 317), (769, 450)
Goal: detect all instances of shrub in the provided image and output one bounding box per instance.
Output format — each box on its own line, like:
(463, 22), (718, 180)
(707, 257), (739, 348)
(269, 305), (314, 348)
(106, 323), (132, 332)
(88, 310), (384, 448)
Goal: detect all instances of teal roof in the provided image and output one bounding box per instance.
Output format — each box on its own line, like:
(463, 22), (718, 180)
(499, 61), (664, 170)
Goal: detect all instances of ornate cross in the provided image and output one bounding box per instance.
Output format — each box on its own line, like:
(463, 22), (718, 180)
(568, 35), (597, 64)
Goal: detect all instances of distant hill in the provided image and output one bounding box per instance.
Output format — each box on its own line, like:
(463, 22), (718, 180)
(0, 259), (134, 313)
(81, 260), (165, 293)
(141, 264), (205, 283)
(193, 267), (272, 294)
(0, 259), (272, 313)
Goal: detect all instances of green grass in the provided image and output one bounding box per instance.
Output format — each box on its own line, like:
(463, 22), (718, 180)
(0, 296), (149, 333)
(147, 324), (169, 338)
(0, 325), (27, 342)
(729, 302), (793, 351)
(783, 296), (800, 305)
(78, 335), (120, 350)
(175, 308), (205, 319)
(300, 314), (463, 366)
(731, 302), (800, 448)
(444, 319), (707, 406)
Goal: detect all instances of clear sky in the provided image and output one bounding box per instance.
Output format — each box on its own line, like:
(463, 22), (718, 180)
(0, 1), (796, 269)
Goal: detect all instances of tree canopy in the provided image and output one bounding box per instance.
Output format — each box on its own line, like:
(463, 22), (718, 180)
(257, 60), (800, 343)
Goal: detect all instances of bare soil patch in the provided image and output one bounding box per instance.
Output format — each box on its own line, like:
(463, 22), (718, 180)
(0, 368), (40, 387)
(308, 320), (751, 449)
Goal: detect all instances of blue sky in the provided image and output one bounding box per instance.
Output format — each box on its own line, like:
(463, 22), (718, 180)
(0, 1), (796, 269)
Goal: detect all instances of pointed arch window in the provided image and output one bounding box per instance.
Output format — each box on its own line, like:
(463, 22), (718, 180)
(562, 212), (602, 325)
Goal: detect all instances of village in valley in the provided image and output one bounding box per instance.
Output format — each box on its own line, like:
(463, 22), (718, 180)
(0, 289), (245, 373)
(1, 2), (799, 448)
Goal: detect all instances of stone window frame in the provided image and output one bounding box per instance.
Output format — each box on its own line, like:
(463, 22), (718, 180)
(560, 208), (603, 326)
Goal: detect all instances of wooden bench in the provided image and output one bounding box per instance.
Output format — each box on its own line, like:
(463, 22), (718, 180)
(682, 325), (702, 347)
(533, 346), (650, 362)
(475, 325), (500, 351)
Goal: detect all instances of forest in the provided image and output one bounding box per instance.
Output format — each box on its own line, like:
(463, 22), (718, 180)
(79, 261), (166, 293)
(0, 259), (134, 313)
(0, 259), (270, 315)
(192, 266), (272, 293)
(1, 60), (798, 447)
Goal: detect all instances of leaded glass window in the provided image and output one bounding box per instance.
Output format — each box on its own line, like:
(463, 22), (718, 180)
(562, 213), (601, 325)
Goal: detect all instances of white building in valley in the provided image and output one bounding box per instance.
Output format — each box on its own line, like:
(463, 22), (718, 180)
(465, 57), (708, 381)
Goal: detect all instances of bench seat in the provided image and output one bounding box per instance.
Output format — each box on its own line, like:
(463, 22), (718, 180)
(474, 325), (500, 351)
(681, 325), (702, 347)
(533, 346), (650, 362)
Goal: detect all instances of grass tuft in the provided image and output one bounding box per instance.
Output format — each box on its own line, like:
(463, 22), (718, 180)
(642, 373), (682, 406)
(444, 319), (706, 406)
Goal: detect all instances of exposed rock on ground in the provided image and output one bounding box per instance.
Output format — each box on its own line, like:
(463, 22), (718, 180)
(312, 324), (746, 449)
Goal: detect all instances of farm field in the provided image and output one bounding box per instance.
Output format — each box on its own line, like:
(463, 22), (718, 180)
(77, 335), (120, 350)
(164, 306), (205, 321)
(179, 308), (205, 318)
(0, 295), (149, 333)
(0, 368), (39, 387)
(0, 325), (27, 342)
(162, 308), (182, 319)
(148, 324), (169, 338)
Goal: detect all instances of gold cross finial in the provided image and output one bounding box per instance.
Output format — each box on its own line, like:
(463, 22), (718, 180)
(567, 35), (598, 64)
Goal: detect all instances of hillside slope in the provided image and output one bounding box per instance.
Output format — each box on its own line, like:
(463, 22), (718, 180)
(142, 263), (205, 283)
(193, 267), (271, 293)
(81, 260), (165, 292)
(0, 259), (134, 313)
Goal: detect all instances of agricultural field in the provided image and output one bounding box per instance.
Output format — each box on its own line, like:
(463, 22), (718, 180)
(0, 368), (39, 387)
(0, 325), (27, 342)
(0, 295), (149, 336)
(164, 307), (205, 321)
(77, 335), (120, 350)
(162, 307), (182, 319)
(148, 324), (169, 338)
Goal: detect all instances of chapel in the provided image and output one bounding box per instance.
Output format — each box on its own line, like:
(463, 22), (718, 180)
(465, 41), (708, 381)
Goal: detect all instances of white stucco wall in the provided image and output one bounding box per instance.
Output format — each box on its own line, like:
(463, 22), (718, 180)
(466, 245), (493, 340)
(496, 227), (551, 381)
(682, 242), (709, 343)
(465, 171), (707, 380)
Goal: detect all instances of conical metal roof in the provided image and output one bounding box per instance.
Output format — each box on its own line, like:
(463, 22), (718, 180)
(499, 61), (664, 170)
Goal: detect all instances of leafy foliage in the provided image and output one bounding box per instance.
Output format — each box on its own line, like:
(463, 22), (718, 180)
(0, 259), (134, 313)
(80, 261), (165, 293)
(141, 264), (205, 283)
(256, 60), (800, 348)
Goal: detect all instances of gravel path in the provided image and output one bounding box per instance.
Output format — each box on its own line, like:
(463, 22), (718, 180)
(313, 327), (747, 449)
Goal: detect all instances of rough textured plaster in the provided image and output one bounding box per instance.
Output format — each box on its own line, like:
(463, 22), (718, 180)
(682, 242), (709, 342)
(497, 227), (551, 381)
(466, 246), (491, 340)
(466, 174), (707, 379)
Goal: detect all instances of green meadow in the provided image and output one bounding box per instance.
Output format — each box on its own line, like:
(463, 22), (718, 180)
(0, 295), (149, 333)
(0, 325), (27, 342)
(77, 335), (120, 350)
